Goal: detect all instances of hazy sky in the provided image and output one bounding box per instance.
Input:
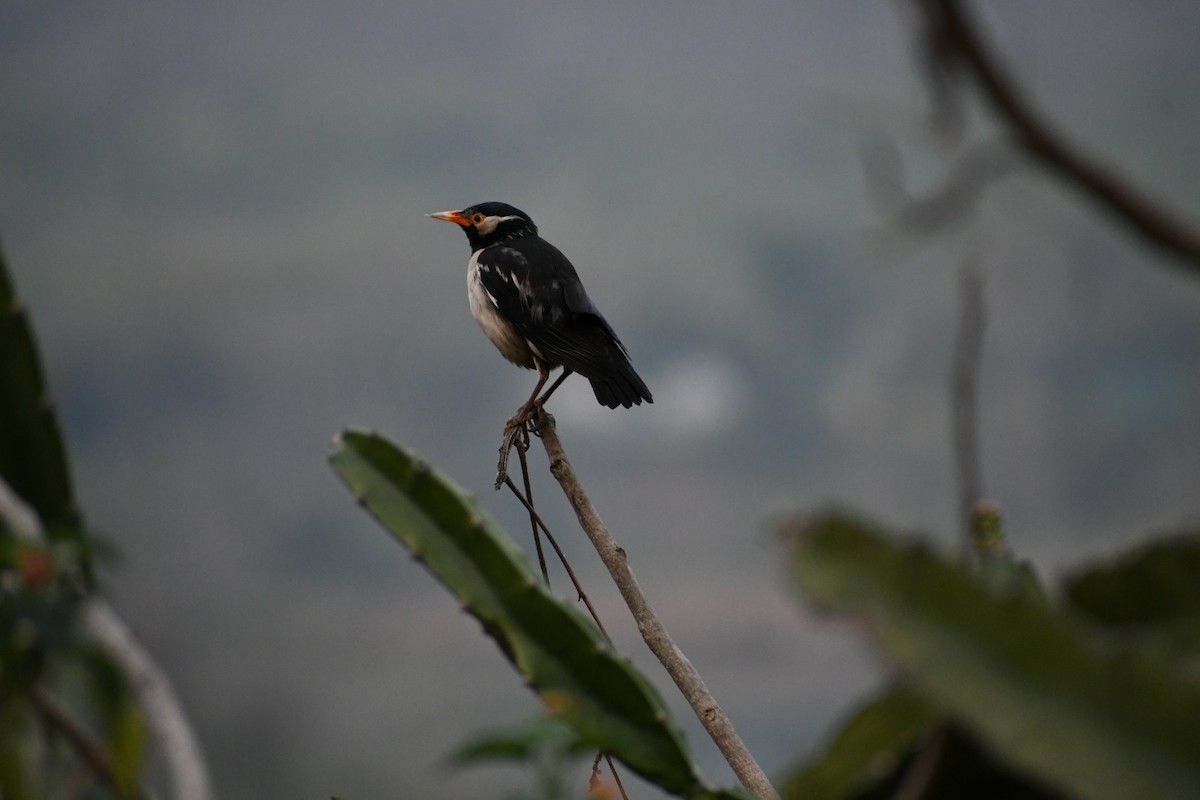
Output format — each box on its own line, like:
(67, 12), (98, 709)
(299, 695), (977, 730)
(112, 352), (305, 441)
(3, 3), (1200, 798)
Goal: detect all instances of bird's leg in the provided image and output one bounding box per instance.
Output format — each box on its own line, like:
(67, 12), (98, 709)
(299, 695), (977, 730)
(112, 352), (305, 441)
(536, 369), (572, 408)
(521, 369), (572, 438)
(506, 363), (551, 431)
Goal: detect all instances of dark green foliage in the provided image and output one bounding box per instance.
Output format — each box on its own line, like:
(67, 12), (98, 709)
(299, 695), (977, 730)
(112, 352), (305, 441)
(453, 715), (590, 765)
(780, 683), (934, 799)
(452, 716), (591, 800)
(783, 511), (1200, 800)
(0, 245), (84, 548)
(1064, 532), (1200, 657)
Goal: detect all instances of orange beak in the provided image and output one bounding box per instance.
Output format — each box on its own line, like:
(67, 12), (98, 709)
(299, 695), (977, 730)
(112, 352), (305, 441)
(427, 209), (471, 227)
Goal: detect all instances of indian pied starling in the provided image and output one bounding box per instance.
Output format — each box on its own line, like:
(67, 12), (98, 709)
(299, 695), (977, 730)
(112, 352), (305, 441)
(429, 202), (652, 425)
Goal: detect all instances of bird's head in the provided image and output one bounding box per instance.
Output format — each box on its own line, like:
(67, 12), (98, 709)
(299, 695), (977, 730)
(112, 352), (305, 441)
(428, 202), (538, 250)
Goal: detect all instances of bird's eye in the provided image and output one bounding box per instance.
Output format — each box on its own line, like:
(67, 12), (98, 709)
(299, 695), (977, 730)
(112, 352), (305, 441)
(471, 213), (485, 225)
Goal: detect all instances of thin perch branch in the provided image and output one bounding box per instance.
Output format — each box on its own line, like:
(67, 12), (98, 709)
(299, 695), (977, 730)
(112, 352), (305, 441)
(512, 428), (550, 584)
(533, 411), (779, 800)
(501, 424), (629, 796)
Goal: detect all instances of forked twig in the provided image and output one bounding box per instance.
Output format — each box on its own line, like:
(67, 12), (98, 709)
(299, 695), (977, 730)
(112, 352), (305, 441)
(510, 426), (550, 584)
(497, 418), (625, 798)
(501, 475), (610, 641)
(533, 410), (779, 800)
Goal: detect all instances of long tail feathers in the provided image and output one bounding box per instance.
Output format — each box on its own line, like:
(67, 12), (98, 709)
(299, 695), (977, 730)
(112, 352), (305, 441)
(589, 364), (653, 409)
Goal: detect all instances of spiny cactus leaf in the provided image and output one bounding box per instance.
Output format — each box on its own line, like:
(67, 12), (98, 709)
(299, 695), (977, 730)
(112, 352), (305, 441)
(0, 245), (82, 538)
(787, 512), (1200, 800)
(781, 683), (934, 800)
(1063, 532), (1200, 658)
(330, 429), (753, 799)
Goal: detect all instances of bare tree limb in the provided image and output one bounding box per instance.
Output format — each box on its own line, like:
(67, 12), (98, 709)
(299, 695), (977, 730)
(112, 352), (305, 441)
(912, 0), (1200, 274)
(533, 411), (779, 800)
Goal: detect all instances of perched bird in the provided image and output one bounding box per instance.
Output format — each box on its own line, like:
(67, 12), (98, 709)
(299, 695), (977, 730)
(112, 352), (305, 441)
(428, 201), (652, 425)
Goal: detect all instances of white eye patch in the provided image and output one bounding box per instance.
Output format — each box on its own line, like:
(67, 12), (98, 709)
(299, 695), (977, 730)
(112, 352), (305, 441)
(475, 214), (523, 235)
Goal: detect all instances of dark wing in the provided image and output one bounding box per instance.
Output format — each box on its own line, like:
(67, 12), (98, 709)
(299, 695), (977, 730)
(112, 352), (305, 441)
(476, 238), (652, 408)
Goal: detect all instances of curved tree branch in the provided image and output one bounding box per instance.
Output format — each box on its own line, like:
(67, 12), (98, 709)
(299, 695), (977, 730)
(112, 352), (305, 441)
(533, 412), (779, 800)
(913, 0), (1200, 274)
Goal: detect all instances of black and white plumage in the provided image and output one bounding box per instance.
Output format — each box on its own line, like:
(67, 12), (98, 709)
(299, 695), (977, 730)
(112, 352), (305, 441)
(429, 202), (652, 420)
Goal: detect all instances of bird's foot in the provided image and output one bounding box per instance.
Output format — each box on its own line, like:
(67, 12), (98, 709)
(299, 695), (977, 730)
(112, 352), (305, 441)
(528, 401), (548, 437)
(496, 402), (552, 488)
(505, 399), (540, 433)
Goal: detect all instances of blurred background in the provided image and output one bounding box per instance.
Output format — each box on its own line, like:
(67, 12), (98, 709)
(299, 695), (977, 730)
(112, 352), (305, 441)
(2, 2), (1199, 797)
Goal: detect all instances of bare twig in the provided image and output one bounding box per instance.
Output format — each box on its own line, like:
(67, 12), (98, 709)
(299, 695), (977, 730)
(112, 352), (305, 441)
(912, 0), (1200, 274)
(533, 411), (779, 800)
(590, 751), (631, 800)
(501, 475), (610, 641)
(501, 425), (625, 796)
(509, 427), (550, 584)
(604, 752), (629, 800)
(950, 262), (986, 563)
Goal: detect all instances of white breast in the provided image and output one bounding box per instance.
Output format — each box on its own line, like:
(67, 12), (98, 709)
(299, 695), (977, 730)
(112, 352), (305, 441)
(468, 250), (537, 369)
